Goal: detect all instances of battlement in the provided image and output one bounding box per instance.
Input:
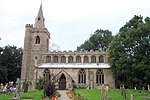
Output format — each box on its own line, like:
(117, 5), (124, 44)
(44, 50), (107, 55)
(25, 24), (33, 28)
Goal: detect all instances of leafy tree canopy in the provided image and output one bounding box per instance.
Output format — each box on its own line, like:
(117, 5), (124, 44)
(108, 15), (150, 88)
(77, 29), (113, 51)
(0, 45), (22, 84)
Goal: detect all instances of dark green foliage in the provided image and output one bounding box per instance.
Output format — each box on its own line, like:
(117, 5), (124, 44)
(77, 29), (113, 51)
(108, 15), (150, 88)
(43, 81), (56, 98)
(36, 76), (44, 90)
(0, 45), (22, 84)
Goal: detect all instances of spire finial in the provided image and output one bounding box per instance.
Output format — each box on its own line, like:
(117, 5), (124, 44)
(34, 3), (45, 28)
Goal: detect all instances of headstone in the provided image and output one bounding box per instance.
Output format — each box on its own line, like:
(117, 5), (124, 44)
(134, 87), (136, 90)
(148, 85), (150, 91)
(130, 94), (134, 100)
(0, 83), (4, 91)
(142, 87), (145, 91)
(16, 78), (20, 92)
(100, 84), (104, 100)
(121, 85), (126, 100)
(12, 91), (20, 100)
(104, 86), (109, 100)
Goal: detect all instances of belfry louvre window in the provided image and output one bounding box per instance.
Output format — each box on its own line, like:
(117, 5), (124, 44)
(78, 69), (86, 83)
(61, 56), (66, 63)
(46, 56), (51, 63)
(91, 55), (96, 63)
(53, 56), (58, 63)
(35, 36), (40, 44)
(96, 70), (104, 84)
(68, 56), (73, 63)
(83, 56), (89, 63)
(76, 56), (81, 63)
(99, 55), (104, 63)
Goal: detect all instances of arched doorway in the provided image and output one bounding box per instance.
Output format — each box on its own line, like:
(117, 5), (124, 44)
(59, 74), (66, 90)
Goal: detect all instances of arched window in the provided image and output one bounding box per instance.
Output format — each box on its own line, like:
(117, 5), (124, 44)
(46, 56), (51, 63)
(61, 56), (66, 63)
(68, 56), (73, 63)
(76, 56), (81, 63)
(96, 70), (104, 84)
(53, 56), (58, 63)
(91, 55), (96, 63)
(99, 55), (104, 63)
(83, 56), (89, 63)
(78, 69), (86, 83)
(35, 36), (40, 44)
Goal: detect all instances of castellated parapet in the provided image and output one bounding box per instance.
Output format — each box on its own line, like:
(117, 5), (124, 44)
(25, 24), (33, 28)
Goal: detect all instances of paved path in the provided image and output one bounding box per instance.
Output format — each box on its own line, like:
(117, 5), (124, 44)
(57, 90), (72, 100)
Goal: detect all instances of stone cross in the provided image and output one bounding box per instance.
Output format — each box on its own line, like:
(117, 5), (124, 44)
(12, 78), (20, 100)
(16, 78), (21, 92)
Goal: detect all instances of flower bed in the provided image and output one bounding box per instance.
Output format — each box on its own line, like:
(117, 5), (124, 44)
(66, 90), (75, 99)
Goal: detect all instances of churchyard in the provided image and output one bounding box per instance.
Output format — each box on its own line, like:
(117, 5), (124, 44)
(0, 83), (150, 100)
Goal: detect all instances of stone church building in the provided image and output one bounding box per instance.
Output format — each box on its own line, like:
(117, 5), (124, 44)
(21, 4), (115, 90)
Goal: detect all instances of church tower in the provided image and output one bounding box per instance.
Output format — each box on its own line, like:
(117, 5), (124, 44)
(21, 3), (50, 90)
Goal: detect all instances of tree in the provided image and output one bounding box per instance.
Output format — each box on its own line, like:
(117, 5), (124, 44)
(108, 15), (150, 88)
(0, 45), (23, 83)
(77, 29), (113, 51)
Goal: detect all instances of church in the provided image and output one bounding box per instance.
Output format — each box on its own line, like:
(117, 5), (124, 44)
(21, 4), (115, 91)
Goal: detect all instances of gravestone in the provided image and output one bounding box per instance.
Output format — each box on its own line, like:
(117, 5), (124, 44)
(104, 86), (109, 100)
(100, 84), (104, 100)
(148, 85), (150, 91)
(121, 85), (126, 100)
(142, 87), (145, 91)
(0, 83), (4, 91)
(130, 94), (134, 100)
(134, 87), (136, 90)
(12, 78), (20, 100)
(16, 78), (20, 92)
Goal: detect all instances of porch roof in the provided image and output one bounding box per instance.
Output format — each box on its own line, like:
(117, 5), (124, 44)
(38, 63), (110, 69)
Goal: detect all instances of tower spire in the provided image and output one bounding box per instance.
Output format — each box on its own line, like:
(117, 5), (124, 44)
(34, 3), (45, 28)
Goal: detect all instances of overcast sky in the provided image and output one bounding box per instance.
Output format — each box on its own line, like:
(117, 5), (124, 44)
(0, 0), (150, 50)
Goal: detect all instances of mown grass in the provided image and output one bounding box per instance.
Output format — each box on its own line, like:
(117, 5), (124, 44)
(74, 88), (150, 100)
(0, 90), (43, 100)
(0, 89), (149, 100)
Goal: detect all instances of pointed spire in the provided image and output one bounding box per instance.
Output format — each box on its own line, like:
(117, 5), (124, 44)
(34, 3), (45, 28)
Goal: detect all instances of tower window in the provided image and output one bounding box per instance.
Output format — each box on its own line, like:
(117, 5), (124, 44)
(38, 17), (40, 21)
(35, 36), (40, 44)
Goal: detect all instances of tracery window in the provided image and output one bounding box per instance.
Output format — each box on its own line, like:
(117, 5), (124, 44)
(46, 56), (51, 63)
(61, 56), (66, 63)
(53, 56), (58, 63)
(91, 55), (96, 63)
(68, 56), (73, 63)
(76, 56), (81, 63)
(99, 55), (104, 63)
(78, 69), (86, 83)
(96, 70), (104, 84)
(83, 56), (89, 63)
(35, 36), (40, 44)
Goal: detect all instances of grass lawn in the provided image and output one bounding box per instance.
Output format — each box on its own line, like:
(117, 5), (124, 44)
(0, 89), (149, 100)
(74, 88), (150, 100)
(0, 90), (43, 100)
